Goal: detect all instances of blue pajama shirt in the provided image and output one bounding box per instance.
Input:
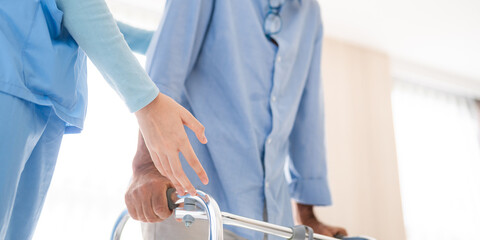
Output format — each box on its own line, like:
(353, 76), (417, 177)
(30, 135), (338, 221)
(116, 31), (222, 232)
(143, 0), (332, 239)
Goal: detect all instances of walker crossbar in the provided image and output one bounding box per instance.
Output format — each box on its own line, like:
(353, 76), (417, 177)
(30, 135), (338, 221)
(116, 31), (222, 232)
(111, 189), (374, 240)
(174, 209), (337, 240)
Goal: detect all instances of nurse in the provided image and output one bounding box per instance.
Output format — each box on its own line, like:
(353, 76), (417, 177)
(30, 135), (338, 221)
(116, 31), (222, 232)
(0, 0), (208, 239)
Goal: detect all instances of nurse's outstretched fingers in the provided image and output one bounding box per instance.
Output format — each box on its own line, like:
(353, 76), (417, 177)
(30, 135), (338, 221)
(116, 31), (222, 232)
(134, 93), (209, 196)
(181, 109), (208, 144)
(168, 151), (197, 196)
(157, 154), (184, 195)
(180, 138), (209, 185)
(150, 153), (166, 177)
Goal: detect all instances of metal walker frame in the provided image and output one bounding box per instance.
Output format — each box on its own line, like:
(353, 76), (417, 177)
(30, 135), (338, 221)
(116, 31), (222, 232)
(111, 190), (373, 240)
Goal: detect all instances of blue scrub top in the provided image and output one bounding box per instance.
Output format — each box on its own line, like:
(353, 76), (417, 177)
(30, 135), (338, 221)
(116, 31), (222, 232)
(0, 0), (87, 133)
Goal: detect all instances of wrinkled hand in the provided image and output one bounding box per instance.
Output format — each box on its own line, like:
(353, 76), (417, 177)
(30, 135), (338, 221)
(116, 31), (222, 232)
(135, 93), (209, 196)
(293, 202), (348, 237)
(125, 156), (177, 222)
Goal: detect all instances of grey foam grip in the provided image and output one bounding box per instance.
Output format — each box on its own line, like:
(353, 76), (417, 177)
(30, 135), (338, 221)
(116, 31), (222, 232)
(166, 188), (179, 211)
(290, 225), (314, 240)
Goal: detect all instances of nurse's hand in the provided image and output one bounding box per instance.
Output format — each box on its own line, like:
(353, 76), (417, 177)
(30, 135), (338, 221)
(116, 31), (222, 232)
(125, 152), (178, 222)
(134, 93), (209, 196)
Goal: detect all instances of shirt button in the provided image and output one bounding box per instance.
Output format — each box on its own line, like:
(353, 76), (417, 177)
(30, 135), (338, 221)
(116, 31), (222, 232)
(265, 182), (270, 188)
(276, 56), (282, 63)
(266, 138), (272, 144)
(271, 96), (277, 102)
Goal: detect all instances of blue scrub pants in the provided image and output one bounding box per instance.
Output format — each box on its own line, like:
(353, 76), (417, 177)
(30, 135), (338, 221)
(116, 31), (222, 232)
(0, 92), (65, 240)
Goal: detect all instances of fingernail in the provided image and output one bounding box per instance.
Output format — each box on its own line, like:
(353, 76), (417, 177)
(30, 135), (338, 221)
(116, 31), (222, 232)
(203, 136), (208, 143)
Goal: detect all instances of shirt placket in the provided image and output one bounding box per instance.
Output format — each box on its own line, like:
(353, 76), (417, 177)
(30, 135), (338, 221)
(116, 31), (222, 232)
(264, 43), (285, 224)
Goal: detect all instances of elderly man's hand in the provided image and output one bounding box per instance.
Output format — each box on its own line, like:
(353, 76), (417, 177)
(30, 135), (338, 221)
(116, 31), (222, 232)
(125, 145), (178, 222)
(292, 201), (348, 237)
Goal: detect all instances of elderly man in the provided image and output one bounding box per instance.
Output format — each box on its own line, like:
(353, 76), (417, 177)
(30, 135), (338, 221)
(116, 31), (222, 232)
(123, 0), (348, 239)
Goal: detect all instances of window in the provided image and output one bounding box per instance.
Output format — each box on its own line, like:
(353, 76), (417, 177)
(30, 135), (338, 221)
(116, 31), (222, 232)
(392, 80), (480, 239)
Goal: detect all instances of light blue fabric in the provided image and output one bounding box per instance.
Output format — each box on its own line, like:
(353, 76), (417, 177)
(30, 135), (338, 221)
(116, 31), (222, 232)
(0, 0), (87, 133)
(0, 0), (159, 135)
(0, 0), (159, 238)
(145, 0), (331, 239)
(0, 93), (65, 240)
(117, 22), (154, 55)
(55, 0), (159, 113)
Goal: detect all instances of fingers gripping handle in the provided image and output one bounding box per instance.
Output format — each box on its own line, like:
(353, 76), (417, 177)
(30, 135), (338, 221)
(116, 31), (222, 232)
(112, 188), (178, 240)
(167, 188), (179, 211)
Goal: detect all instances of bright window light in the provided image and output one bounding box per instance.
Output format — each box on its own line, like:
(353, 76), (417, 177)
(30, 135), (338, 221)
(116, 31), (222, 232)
(34, 59), (143, 239)
(392, 80), (480, 240)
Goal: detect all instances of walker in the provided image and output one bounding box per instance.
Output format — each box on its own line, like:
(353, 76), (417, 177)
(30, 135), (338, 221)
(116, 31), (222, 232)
(111, 188), (374, 240)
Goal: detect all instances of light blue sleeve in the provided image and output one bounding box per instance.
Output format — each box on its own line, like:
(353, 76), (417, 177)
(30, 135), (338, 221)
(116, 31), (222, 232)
(117, 22), (154, 55)
(55, 0), (159, 112)
(286, 31), (332, 206)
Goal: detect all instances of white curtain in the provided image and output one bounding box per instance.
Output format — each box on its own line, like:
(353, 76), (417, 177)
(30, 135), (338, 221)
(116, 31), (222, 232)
(392, 80), (480, 240)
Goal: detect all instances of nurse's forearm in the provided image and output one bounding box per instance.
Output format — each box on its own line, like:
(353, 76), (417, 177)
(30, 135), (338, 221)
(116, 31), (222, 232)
(56, 0), (158, 112)
(56, 0), (210, 197)
(117, 22), (154, 55)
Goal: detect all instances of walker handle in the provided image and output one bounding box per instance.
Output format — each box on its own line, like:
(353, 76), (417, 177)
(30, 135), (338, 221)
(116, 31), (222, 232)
(166, 187), (179, 211)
